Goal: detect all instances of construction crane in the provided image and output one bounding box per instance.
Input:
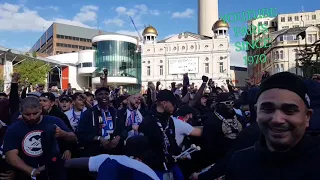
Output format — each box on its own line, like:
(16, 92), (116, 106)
(129, 16), (143, 41)
(129, 16), (143, 52)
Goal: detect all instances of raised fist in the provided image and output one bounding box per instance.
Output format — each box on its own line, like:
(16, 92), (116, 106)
(103, 69), (108, 76)
(100, 69), (108, 82)
(202, 76), (209, 83)
(156, 81), (161, 86)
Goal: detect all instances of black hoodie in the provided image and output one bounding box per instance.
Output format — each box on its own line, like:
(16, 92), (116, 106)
(225, 135), (320, 180)
(77, 105), (127, 157)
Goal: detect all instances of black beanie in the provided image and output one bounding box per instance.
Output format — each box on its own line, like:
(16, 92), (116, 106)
(256, 72), (310, 108)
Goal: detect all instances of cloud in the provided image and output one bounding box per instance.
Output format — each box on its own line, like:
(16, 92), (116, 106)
(73, 5), (98, 23)
(149, 10), (160, 16)
(0, 3), (95, 31)
(104, 18), (124, 27)
(48, 6), (59, 12)
(115, 7), (127, 15)
(172, 8), (194, 18)
(230, 43), (247, 67)
(112, 4), (160, 28)
(36, 6), (59, 12)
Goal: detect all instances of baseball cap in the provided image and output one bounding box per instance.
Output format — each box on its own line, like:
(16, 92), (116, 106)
(40, 92), (56, 102)
(95, 87), (110, 96)
(175, 105), (194, 117)
(27, 92), (41, 98)
(59, 94), (71, 102)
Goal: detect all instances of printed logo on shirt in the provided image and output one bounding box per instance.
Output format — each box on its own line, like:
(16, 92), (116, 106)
(221, 119), (242, 139)
(22, 130), (43, 157)
(69, 117), (79, 131)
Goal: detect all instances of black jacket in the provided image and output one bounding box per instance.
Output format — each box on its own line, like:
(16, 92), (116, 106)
(199, 122), (260, 179)
(138, 110), (181, 171)
(225, 135), (320, 180)
(45, 105), (74, 153)
(77, 105), (127, 156)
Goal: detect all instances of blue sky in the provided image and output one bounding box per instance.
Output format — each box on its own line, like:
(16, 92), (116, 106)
(0, 0), (318, 66)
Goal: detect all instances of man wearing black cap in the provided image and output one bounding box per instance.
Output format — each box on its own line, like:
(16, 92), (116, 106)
(64, 135), (159, 180)
(39, 93), (74, 161)
(59, 94), (72, 112)
(39, 93), (72, 131)
(225, 72), (320, 180)
(173, 105), (202, 147)
(201, 92), (242, 167)
(77, 87), (127, 157)
(139, 89), (184, 179)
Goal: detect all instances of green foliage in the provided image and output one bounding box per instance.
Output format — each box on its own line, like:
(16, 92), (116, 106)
(14, 59), (51, 85)
(0, 80), (3, 92)
(32, 51), (37, 58)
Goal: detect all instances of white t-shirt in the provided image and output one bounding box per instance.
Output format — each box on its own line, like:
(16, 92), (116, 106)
(64, 108), (87, 131)
(88, 154), (160, 180)
(172, 117), (194, 147)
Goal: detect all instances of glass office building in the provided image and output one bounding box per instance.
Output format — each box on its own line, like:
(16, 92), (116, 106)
(93, 38), (141, 92)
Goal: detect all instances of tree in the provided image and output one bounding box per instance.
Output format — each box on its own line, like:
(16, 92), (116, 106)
(14, 58), (51, 86)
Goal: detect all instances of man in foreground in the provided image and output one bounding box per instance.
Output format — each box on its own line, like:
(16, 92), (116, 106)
(226, 72), (320, 180)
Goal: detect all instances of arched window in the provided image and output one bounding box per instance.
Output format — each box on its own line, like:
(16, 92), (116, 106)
(276, 64), (280, 73)
(275, 51), (279, 60)
(280, 50), (284, 59)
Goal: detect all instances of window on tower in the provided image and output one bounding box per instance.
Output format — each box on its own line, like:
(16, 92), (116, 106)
(147, 66), (151, 76)
(219, 62), (224, 73)
(159, 65), (163, 75)
(205, 63), (209, 73)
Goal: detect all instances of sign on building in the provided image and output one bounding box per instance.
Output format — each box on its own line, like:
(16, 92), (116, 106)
(168, 57), (199, 74)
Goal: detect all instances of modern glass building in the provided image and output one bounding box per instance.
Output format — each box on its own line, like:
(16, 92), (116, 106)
(92, 34), (141, 92)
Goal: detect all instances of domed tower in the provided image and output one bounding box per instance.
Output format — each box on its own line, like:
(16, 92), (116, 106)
(212, 19), (230, 39)
(142, 25), (158, 44)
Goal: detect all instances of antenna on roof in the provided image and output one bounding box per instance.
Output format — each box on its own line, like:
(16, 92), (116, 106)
(301, 6), (304, 12)
(97, 15), (102, 35)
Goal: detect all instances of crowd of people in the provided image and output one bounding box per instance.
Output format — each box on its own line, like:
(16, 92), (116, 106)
(0, 69), (320, 180)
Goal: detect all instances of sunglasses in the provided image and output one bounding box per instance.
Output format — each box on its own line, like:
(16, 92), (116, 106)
(220, 101), (234, 105)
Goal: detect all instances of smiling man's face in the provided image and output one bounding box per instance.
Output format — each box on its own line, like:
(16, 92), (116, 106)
(256, 88), (312, 151)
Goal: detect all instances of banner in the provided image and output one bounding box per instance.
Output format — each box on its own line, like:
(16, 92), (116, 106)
(168, 57), (199, 74)
(3, 60), (13, 92)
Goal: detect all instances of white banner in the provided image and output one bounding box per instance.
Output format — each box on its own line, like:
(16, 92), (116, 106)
(4, 60), (13, 92)
(168, 57), (199, 74)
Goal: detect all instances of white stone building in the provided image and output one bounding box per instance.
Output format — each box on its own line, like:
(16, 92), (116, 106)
(141, 20), (232, 89)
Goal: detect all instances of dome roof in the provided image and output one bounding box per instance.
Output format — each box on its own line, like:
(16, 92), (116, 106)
(142, 25), (158, 36)
(212, 19), (230, 30)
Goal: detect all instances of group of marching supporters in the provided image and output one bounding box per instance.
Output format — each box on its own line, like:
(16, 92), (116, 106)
(1, 69), (320, 180)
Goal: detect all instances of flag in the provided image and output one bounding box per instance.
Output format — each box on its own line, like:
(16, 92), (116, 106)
(89, 154), (160, 180)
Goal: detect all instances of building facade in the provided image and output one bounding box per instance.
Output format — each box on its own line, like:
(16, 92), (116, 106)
(245, 10), (320, 84)
(29, 23), (112, 56)
(141, 20), (232, 89)
(47, 34), (142, 91)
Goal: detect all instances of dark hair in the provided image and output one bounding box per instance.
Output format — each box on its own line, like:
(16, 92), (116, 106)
(20, 97), (41, 111)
